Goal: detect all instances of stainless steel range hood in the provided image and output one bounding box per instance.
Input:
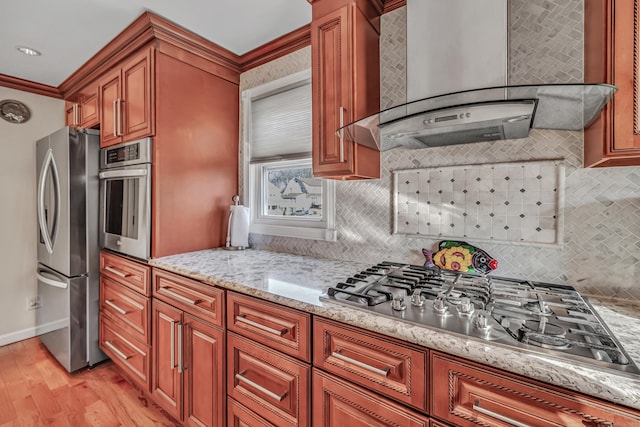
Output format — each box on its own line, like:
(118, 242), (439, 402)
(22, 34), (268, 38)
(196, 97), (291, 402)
(341, 84), (617, 151)
(340, 0), (617, 151)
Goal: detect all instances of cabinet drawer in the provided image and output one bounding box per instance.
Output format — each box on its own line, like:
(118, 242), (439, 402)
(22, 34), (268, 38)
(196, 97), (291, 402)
(312, 369), (430, 427)
(152, 269), (224, 327)
(100, 276), (150, 344)
(227, 292), (310, 362)
(227, 332), (310, 427)
(313, 317), (428, 412)
(431, 352), (640, 427)
(100, 251), (150, 296)
(227, 398), (276, 427)
(100, 314), (150, 391)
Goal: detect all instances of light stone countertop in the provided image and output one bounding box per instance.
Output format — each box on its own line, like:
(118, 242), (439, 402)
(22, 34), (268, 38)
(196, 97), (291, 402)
(149, 248), (640, 411)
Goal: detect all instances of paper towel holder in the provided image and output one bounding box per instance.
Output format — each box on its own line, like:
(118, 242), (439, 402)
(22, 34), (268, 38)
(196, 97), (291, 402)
(224, 195), (250, 250)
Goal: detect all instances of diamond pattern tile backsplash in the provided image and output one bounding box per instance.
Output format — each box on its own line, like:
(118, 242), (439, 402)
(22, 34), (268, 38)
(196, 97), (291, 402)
(242, 1), (640, 300)
(394, 160), (564, 245)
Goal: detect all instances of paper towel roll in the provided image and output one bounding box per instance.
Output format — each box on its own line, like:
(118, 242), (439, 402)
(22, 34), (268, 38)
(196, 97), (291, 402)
(229, 205), (250, 248)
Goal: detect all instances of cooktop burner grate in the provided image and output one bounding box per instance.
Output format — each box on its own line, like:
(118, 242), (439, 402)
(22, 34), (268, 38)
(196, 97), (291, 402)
(321, 262), (639, 375)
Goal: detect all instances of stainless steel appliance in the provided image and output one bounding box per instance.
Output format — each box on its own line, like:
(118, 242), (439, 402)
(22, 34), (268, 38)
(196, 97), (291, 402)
(36, 126), (106, 372)
(321, 262), (639, 375)
(99, 138), (152, 260)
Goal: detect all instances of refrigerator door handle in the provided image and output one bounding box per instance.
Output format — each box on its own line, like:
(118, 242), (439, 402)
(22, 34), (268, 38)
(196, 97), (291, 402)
(37, 149), (61, 254)
(37, 271), (68, 289)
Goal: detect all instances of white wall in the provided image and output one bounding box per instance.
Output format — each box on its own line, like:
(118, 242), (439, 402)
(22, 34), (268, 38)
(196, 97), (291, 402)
(0, 87), (64, 345)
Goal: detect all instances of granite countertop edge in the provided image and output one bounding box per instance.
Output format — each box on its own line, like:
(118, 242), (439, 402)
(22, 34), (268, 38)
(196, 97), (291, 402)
(149, 248), (640, 412)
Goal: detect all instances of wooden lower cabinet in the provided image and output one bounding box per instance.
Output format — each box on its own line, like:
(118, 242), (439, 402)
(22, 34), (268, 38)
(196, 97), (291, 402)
(227, 398), (276, 427)
(431, 351), (640, 427)
(227, 332), (310, 427)
(312, 368), (430, 426)
(152, 298), (224, 427)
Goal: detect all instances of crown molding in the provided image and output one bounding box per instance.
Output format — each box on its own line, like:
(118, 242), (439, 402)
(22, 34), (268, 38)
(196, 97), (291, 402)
(239, 24), (311, 72)
(383, 0), (405, 13)
(0, 73), (61, 99)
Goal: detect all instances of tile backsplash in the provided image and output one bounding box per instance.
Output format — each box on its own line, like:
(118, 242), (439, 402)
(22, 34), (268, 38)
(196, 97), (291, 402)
(242, 1), (640, 300)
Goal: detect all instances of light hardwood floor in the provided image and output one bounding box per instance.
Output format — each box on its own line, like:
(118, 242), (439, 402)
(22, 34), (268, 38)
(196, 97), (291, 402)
(0, 338), (180, 426)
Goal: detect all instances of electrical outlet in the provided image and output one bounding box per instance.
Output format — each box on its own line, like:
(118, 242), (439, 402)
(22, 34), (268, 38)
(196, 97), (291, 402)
(27, 296), (42, 310)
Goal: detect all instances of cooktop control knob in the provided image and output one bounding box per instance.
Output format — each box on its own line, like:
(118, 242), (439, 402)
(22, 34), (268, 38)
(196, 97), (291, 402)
(391, 296), (406, 311)
(410, 290), (424, 307)
(457, 297), (475, 316)
(433, 296), (448, 314)
(474, 313), (490, 330)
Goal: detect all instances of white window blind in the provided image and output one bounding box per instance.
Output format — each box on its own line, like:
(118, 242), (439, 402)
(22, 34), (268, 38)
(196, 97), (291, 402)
(250, 82), (312, 161)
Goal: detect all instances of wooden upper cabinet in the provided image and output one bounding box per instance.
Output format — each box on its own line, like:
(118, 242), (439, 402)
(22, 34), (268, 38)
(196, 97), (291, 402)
(311, 0), (381, 180)
(99, 47), (154, 148)
(65, 82), (99, 129)
(584, 0), (640, 167)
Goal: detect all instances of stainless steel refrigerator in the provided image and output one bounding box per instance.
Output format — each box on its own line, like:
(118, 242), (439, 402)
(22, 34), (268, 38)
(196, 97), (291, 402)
(36, 126), (106, 372)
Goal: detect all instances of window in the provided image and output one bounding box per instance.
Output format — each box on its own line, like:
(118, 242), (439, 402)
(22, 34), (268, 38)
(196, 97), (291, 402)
(243, 69), (336, 241)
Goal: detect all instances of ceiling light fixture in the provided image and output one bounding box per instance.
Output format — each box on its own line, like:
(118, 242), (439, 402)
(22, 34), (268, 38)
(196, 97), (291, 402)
(16, 46), (42, 56)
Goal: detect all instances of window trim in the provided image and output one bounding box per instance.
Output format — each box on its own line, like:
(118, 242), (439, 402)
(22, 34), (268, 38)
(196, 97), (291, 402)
(242, 69), (337, 242)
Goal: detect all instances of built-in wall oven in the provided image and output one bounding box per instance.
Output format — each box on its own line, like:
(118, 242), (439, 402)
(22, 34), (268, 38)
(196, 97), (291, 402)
(99, 138), (152, 260)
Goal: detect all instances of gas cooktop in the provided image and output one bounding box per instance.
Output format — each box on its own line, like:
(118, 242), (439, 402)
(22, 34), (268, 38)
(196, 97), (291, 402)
(320, 261), (639, 375)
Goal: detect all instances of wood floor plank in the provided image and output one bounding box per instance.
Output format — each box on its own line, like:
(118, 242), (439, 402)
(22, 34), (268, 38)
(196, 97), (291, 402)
(0, 337), (182, 427)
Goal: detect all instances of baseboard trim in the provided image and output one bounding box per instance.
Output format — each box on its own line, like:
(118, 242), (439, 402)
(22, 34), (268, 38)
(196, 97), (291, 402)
(0, 326), (37, 347)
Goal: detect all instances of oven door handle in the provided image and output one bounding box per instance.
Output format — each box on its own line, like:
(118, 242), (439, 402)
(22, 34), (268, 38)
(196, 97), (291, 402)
(99, 169), (148, 179)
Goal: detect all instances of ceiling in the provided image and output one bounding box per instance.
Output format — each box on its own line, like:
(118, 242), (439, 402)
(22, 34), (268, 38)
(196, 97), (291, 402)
(0, 0), (312, 87)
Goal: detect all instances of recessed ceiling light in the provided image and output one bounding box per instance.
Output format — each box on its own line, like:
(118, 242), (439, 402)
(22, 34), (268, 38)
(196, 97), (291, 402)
(16, 46), (42, 56)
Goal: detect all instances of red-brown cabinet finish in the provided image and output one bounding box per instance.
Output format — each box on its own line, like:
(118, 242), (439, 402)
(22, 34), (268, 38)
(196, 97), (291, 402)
(100, 275), (150, 344)
(227, 291), (311, 362)
(430, 351), (640, 427)
(151, 297), (225, 427)
(312, 369), (430, 427)
(99, 314), (150, 391)
(99, 47), (154, 148)
(227, 332), (310, 427)
(311, 0), (381, 179)
(313, 317), (428, 412)
(153, 269), (224, 328)
(151, 298), (182, 420)
(100, 251), (151, 296)
(227, 398), (276, 427)
(183, 312), (224, 427)
(65, 82), (99, 128)
(585, 0), (640, 167)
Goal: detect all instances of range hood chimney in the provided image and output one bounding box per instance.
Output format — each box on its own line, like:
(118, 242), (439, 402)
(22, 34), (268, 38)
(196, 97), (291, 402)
(340, 0), (616, 151)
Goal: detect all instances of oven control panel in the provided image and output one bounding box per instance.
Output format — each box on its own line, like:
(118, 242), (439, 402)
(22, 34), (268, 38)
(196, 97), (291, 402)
(99, 138), (152, 170)
(106, 143), (139, 164)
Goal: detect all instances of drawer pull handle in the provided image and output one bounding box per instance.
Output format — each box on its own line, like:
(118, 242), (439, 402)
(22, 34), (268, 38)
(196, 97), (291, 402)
(104, 299), (128, 315)
(160, 287), (199, 305)
(331, 351), (390, 377)
(473, 400), (532, 427)
(104, 266), (129, 278)
(104, 340), (131, 360)
(235, 372), (286, 401)
(236, 315), (286, 336)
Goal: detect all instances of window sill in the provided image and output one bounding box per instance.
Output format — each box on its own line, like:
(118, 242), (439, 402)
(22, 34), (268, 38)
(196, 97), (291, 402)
(250, 223), (337, 242)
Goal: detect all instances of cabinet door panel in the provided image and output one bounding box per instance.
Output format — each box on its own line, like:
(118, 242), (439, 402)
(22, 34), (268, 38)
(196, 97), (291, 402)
(122, 49), (153, 141)
(100, 276), (150, 344)
(227, 398), (276, 427)
(99, 314), (150, 391)
(183, 314), (224, 427)
(312, 7), (352, 176)
(312, 369), (429, 427)
(79, 86), (99, 128)
(228, 332), (310, 427)
(151, 299), (182, 420)
(227, 291), (310, 361)
(431, 352), (640, 427)
(314, 317), (427, 411)
(99, 69), (122, 147)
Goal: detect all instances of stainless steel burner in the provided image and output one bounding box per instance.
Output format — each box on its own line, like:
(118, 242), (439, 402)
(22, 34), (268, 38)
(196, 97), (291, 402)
(321, 262), (639, 375)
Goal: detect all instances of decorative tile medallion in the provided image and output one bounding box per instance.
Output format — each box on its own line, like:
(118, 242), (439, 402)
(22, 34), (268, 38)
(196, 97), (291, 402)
(394, 160), (565, 245)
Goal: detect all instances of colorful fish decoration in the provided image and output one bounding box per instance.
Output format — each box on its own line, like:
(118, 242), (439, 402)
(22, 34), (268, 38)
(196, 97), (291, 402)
(423, 241), (498, 274)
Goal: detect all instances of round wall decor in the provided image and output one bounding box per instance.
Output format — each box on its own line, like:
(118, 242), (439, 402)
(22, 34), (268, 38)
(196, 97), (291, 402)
(0, 99), (31, 124)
